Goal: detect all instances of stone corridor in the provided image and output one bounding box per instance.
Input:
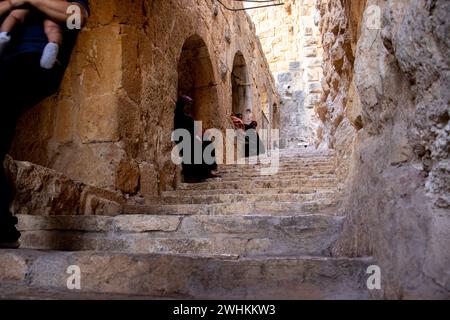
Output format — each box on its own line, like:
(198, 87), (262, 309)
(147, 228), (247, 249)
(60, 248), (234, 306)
(0, 0), (448, 300)
(0, 149), (373, 299)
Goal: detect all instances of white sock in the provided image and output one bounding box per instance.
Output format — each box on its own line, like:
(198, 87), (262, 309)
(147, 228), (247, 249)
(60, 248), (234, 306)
(40, 42), (59, 69)
(0, 32), (11, 56)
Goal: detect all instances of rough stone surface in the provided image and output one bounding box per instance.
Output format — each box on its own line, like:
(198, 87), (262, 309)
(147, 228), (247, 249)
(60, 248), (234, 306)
(115, 160), (140, 194)
(9, 151), (347, 262)
(0, 249), (373, 299)
(5, 157), (124, 216)
(0, 0), (448, 300)
(113, 215), (182, 233)
(5, 156), (83, 216)
(0, 252), (27, 282)
(247, 0), (323, 148)
(8, 0), (280, 198)
(317, 0), (450, 298)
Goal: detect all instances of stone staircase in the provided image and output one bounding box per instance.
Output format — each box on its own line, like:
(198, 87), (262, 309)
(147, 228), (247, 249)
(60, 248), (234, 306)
(0, 149), (374, 299)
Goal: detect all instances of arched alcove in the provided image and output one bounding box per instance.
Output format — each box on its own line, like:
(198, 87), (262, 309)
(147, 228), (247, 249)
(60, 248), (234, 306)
(177, 35), (218, 128)
(231, 52), (252, 121)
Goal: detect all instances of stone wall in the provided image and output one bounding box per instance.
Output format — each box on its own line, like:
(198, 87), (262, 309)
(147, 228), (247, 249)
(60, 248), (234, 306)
(317, 0), (450, 298)
(315, 0), (367, 192)
(8, 0), (279, 198)
(247, 0), (323, 148)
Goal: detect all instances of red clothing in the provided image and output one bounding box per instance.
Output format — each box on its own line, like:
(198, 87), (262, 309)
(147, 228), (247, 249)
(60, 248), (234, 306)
(231, 115), (245, 130)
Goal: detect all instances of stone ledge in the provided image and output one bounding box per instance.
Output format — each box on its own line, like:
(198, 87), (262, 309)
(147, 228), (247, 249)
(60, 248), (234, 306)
(5, 156), (125, 217)
(0, 249), (374, 299)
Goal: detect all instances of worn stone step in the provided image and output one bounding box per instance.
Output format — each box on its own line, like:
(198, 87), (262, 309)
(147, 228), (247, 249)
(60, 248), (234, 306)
(178, 177), (337, 191)
(0, 249), (373, 299)
(218, 163), (336, 172)
(216, 171), (335, 180)
(270, 157), (336, 163)
(162, 187), (338, 196)
(219, 166), (335, 176)
(17, 214), (343, 256)
(0, 283), (166, 300)
(123, 199), (341, 216)
(221, 155), (334, 161)
(219, 156), (335, 164)
(214, 174), (334, 183)
(18, 232), (331, 257)
(217, 168), (334, 175)
(263, 155), (336, 162)
(145, 191), (338, 205)
(277, 155), (335, 159)
(219, 158), (335, 165)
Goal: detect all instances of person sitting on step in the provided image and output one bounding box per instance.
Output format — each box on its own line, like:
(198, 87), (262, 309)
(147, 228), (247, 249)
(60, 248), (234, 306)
(230, 112), (245, 130)
(244, 120), (265, 157)
(174, 96), (220, 183)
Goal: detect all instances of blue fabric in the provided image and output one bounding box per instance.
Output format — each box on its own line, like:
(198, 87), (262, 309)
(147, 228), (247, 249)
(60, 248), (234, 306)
(2, 0), (89, 68)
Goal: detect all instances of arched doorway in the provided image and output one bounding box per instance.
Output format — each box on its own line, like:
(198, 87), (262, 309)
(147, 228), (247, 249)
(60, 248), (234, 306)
(231, 52), (252, 122)
(177, 35), (218, 128)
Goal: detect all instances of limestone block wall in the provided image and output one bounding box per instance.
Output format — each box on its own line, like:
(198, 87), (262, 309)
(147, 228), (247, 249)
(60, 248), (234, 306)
(247, 0), (323, 148)
(9, 0), (279, 198)
(317, 0), (450, 298)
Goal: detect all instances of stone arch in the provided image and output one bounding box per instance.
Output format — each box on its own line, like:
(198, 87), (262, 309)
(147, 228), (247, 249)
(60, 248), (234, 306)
(231, 51), (252, 122)
(177, 34), (218, 127)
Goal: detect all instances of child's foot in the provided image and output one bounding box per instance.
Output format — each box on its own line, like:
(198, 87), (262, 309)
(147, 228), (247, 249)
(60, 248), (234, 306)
(0, 32), (11, 57)
(40, 42), (59, 69)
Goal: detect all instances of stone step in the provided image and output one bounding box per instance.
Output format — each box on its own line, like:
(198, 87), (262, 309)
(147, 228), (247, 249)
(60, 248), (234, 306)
(267, 157), (335, 163)
(271, 149), (334, 155)
(219, 157), (335, 164)
(178, 177), (337, 191)
(123, 199), (341, 216)
(218, 163), (336, 172)
(246, 154), (335, 161)
(214, 173), (334, 182)
(146, 191), (338, 205)
(163, 187), (338, 196)
(277, 155), (335, 159)
(0, 249), (373, 299)
(217, 166), (336, 175)
(0, 283), (165, 300)
(216, 171), (335, 180)
(17, 214), (343, 257)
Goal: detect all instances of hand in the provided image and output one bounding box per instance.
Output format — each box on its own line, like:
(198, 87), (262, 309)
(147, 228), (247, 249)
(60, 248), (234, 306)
(9, 0), (29, 9)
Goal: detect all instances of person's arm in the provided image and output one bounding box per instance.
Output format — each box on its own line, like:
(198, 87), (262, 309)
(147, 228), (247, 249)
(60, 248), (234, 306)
(0, 1), (13, 17)
(9, 0), (88, 26)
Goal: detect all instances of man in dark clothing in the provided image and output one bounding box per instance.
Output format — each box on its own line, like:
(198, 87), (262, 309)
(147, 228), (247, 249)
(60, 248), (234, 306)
(0, 0), (89, 248)
(245, 121), (266, 157)
(174, 96), (218, 183)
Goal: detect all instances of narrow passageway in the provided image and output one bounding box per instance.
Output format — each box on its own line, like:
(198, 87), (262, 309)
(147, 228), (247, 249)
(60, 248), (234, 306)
(0, 0), (448, 300)
(1, 148), (374, 299)
(177, 35), (219, 128)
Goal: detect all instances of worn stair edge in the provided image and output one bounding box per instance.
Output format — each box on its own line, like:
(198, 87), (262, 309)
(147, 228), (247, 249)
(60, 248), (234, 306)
(0, 283), (174, 300)
(162, 187), (338, 196)
(16, 214), (344, 257)
(17, 214), (343, 234)
(178, 179), (339, 188)
(121, 200), (342, 216)
(0, 249), (375, 299)
(18, 231), (340, 257)
(144, 192), (338, 205)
